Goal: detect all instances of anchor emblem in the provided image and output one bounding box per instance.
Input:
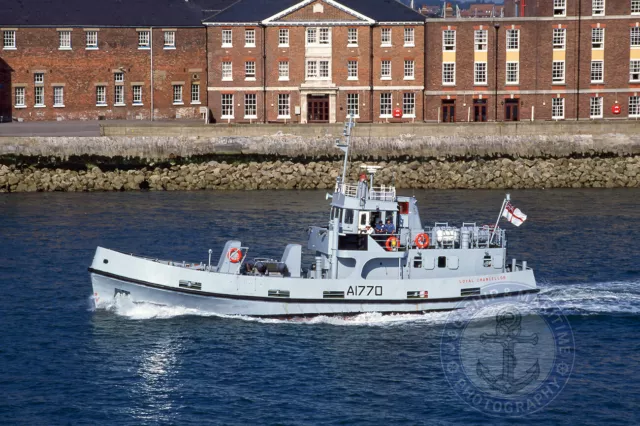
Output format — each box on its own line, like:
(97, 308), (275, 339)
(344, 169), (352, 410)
(477, 307), (540, 394)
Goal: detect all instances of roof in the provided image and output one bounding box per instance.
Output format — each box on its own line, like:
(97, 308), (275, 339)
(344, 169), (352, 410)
(204, 0), (426, 23)
(0, 0), (237, 27)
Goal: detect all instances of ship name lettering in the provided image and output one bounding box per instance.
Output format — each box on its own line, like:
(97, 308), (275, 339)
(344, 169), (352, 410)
(347, 286), (383, 296)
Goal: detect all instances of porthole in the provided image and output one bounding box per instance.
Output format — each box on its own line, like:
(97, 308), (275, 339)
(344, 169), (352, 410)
(103, 259), (109, 264)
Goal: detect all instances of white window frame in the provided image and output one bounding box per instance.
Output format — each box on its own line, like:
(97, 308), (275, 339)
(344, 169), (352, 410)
(222, 62), (233, 81)
(277, 93), (290, 119)
(306, 60), (317, 79)
(381, 28), (392, 46)
(404, 60), (415, 80)
(630, 60), (640, 82)
(474, 30), (487, 51)
(114, 85), (124, 106)
(590, 96), (603, 118)
(245, 29), (255, 47)
(306, 28), (331, 46)
(403, 93), (415, 118)
(245, 61), (256, 80)
(221, 94), (234, 119)
(552, 60), (565, 84)
(191, 84), (200, 104)
(172, 84), (183, 105)
(404, 27), (415, 47)
(346, 93), (359, 118)
(114, 72), (124, 83)
(442, 62), (456, 86)
(552, 97), (565, 120)
(138, 31), (150, 49)
(474, 62), (487, 85)
(633, 0), (640, 14)
(554, 0), (566, 17)
(592, 28), (604, 49)
(164, 31), (175, 49)
(34, 86), (44, 107)
(592, 0), (605, 16)
(506, 29), (520, 51)
(347, 60), (358, 80)
(632, 27), (640, 47)
(319, 60), (329, 78)
(53, 87), (64, 107)
(590, 60), (604, 83)
(222, 29), (232, 47)
(506, 62), (519, 85)
(629, 96), (640, 118)
(379, 93), (392, 118)
(279, 28), (289, 47)
(132, 85), (143, 105)
(553, 28), (566, 50)
(86, 31), (98, 49)
(244, 93), (257, 119)
(306, 59), (330, 80)
(59, 31), (71, 50)
(319, 28), (330, 45)
(34, 72), (44, 84)
(278, 61), (289, 81)
(348, 28), (358, 46)
(3, 30), (16, 50)
(96, 86), (106, 106)
(443, 30), (456, 51)
(14, 87), (25, 107)
(381, 60), (391, 80)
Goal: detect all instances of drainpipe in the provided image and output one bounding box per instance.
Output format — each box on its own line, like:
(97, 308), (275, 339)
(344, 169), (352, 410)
(493, 23), (500, 122)
(262, 25), (267, 124)
(370, 25), (374, 123)
(576, 0), (582, 120)
(150, 26), (154, 121)
(423, 20), (427, 122)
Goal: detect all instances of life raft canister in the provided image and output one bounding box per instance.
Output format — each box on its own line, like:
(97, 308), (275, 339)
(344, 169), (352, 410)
(414, 233), (430, 249)
(227, 247), (243, 263)
(385, 236), (399, 251)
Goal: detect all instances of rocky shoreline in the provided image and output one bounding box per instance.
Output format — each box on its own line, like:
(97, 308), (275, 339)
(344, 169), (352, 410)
(1, 156), (638, 192)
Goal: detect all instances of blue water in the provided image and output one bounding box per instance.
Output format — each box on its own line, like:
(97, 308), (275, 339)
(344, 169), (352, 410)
(1, 189), (639, 425)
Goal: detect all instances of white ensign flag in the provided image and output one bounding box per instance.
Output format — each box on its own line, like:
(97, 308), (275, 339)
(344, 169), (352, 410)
(502, 201), (527, 226)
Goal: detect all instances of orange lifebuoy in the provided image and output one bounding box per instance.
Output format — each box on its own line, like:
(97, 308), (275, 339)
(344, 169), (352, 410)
(415, 233), (430, 249)
(227, 248), (243, 263)
(385, 236), (399, 251)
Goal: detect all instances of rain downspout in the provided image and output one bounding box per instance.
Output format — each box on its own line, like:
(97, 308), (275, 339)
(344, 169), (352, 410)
(150, 26), (154, 121)
(262, 25), (267, 124)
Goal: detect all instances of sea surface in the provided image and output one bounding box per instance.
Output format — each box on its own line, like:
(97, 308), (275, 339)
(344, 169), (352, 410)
(0, 189), (639, 425)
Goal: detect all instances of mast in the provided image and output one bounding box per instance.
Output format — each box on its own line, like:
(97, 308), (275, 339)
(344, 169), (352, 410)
(336, 114), (356, 184)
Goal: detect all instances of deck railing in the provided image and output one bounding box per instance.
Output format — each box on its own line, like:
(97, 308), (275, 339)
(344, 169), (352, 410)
(334, 182), (396, 201)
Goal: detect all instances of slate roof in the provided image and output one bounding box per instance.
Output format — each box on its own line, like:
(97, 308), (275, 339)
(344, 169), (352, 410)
(0, 0), (237, 27)
(204, 0), (426, 23)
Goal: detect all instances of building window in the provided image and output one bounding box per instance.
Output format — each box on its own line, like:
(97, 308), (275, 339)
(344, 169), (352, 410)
(114, 72), (124, 83)
(552, 61), (565, 84)
(381, 28), (391, 46)
(245, 29), (255, 47)
(35, 86), (44, 106)
(59, 31), (71, 49)
(14, 87), (25, 106)
(245, 61), (256, 79)
(164, 31), (175, 48)
(403, 93), (415, 117)
(633, 1), (640, 14)
(132, 85), (142, 105)
(319, 28), (330, 44)
(591, 60), (604, 83)
(630, 96), (640, 117)
(306, 60), (330, 80)
(592, 28), (604, 49)
(554, 0), (566, 16)
(86, 31), (98, 49)
(138, 31), (149, 49)
(474, 30), (487, 51)
(506, 29), (520, 50)
(96, 86), (106, 105)
(222, 62), (232, 81)
(590, 96), (603, 118)
(244, 93), (257, 118)
(34, 72), (44, 84)
(381, 60), (391, 79)
(404, 27), (414, 46)
(306, 61), (317, 78)
(347, 60), (358, 79)
(279, 29), (289, 46)
(348, 28), (358, 45)
(320, 61), (329, 78)
(506, 62), (519, 84)
(404, 60), (414, 80)
(3, 30), (16, 49)
(631, 60), (640, 82)
(347, 93), (359, 117)
(222, 29), (232, 47)
(553, 28), (566, 49)
(221, 94), (234, 118)
(278, 93), (290, 118)
(380, 93), (392, 117)
(443, 30), (456, 51)
(306, 28), (330, 45)
(306, 28), (316, 44)
(474, 62), (487, 85)
(114, 86), (124, 105)
(173, 85), (183, 104)
(632, 27), (640, 47)
(592, 0), (605, 16)
(552, 97), (565, 120)
(191, 84), (200, 103)
(279, 61), (289, 80)
(442, 63), (456, 85)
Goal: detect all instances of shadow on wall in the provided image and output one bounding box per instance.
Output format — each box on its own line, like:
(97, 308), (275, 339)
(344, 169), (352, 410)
(0, 57), (12, 123)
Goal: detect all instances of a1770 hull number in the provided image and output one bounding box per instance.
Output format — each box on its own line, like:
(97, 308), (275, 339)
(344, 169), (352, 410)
(347, 286), (383, 296)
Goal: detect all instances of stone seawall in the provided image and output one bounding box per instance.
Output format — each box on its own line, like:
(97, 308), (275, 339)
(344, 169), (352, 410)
(2, 156), (638, 192)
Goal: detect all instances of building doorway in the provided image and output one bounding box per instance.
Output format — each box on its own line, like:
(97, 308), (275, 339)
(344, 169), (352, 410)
(307, 95), (329, 123)
(504, 99), (519, 121)
(473, 99), (487, 122)
(441, 99), (455, 122)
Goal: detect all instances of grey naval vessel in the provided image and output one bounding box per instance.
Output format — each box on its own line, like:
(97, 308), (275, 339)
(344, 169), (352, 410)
(89, 117), (539, 318)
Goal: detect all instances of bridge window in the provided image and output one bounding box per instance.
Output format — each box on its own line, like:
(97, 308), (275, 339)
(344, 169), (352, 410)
(483, 255), (492, 267)
(438, 256), (447, 268)
(413, 257), (422, 268)
(344, 209), (354, 224)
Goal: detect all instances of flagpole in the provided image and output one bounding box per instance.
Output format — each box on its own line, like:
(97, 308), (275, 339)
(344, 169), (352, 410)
(489, 193), (510, 244)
